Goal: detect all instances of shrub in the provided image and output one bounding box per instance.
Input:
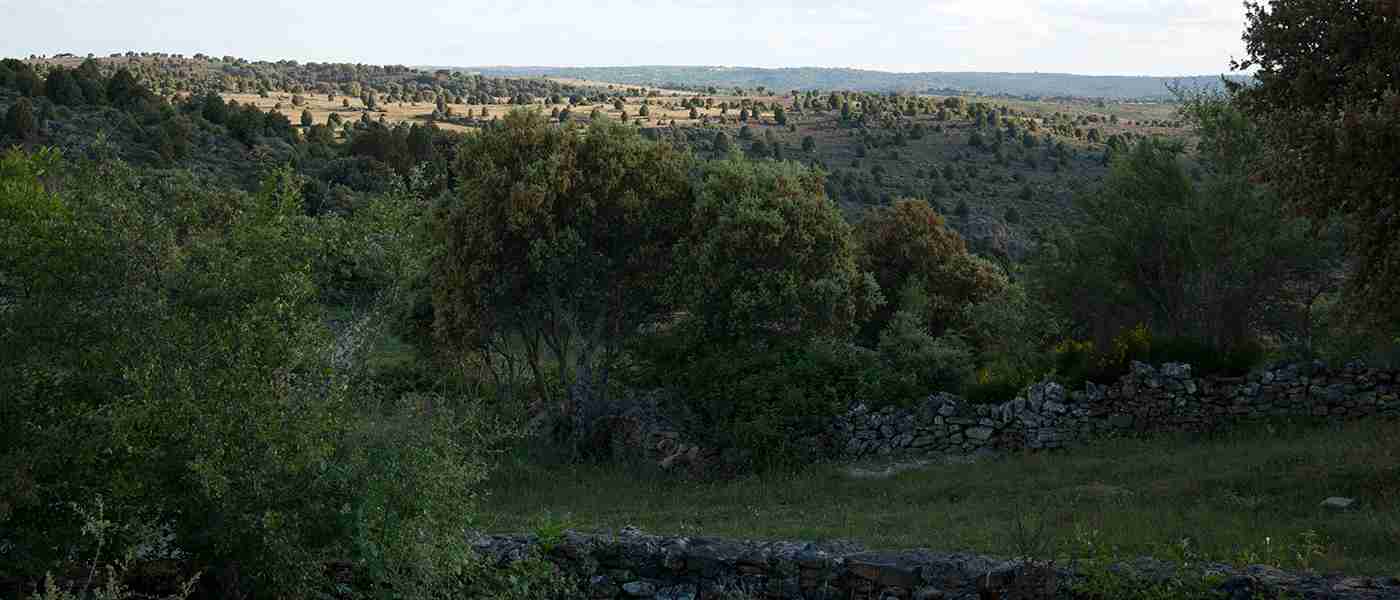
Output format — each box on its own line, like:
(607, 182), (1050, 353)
(877, 281), (974, 394)
(1, 151), (510, 597)
(638, 334), (903, 471)
(856, 198), (1006, 340)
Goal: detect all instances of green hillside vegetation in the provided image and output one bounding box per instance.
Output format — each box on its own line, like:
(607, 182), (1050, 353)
(4, 5), (1400, 594)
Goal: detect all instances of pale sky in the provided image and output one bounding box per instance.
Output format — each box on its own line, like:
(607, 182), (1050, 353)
(1, 0), (1248, 77)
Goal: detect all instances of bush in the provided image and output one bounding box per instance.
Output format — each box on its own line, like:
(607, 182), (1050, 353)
(878, 281), (974, 394)
(637, 333), (906, 471)
(0, 151), (511, 597)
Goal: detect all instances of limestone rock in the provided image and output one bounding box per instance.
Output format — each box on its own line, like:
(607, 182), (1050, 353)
(1321, 497), (1357, 510)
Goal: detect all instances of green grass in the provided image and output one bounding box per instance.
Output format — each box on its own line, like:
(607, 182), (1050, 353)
(482, 420), (1400, 575)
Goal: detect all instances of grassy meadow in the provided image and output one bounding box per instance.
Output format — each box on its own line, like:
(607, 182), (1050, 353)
(482, 420), (1400, 576)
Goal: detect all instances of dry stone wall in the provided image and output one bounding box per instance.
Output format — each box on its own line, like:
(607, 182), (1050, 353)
(827, 361), (1400, 459)
(472, 528), (1400, 599)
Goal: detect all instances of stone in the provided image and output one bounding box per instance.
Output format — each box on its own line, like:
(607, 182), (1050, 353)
(912, 587), (945, 600)
(966, 427), (994, 441)
(655, 584), (697, 600)
(1320, 497), (1357, 510)
(621, 580), (656, 597)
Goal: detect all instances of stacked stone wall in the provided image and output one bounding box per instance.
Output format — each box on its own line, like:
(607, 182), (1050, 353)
(828, 361), (1400, 459)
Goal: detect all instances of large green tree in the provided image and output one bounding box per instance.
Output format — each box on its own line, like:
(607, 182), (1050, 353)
(1232, 0), (1400, 326)
(1036, 95), (1334, 354)
(673, 158), (878, 342)
(431, 109), (695, 433)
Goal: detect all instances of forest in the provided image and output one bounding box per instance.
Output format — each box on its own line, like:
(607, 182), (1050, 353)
(3, 1), (1400, 598)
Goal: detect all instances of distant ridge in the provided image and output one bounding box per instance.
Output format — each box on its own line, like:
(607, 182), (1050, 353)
(444, 65), (1249, 100)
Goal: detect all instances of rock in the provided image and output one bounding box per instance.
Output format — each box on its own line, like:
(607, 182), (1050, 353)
(913, 587), (945, 600)
(655, 584), (697, 600)
(966, 427), (994, 441)
(621, 580), (656, 597)
(1321, 497), (1357, 510)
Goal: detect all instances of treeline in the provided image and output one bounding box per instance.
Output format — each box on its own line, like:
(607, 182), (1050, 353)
(0, 57), (466, 209)
(27, 53), (619, 106)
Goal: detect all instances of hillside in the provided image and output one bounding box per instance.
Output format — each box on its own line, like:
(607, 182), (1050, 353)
(459, 65), (1249, 100)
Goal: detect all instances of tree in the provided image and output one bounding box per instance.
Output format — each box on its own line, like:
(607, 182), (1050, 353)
(802, 135), (815, 152)
(673, 157), (876, 342)
(713, 130), (732, 154)
(431, 110), (695, 438)
(856, 198), (1006, 339)
(774, 105), (788, 125)
(1036, 97), (1334, 354)
(3, 97), (36, 140)
(1231, 0), (1400, 326)
(300, 108), (314, 128)
(739, 107), (749, 122)
(105, 68), (146, 108)
(44, 67), (83, 106)
(1, 154), (501, 597)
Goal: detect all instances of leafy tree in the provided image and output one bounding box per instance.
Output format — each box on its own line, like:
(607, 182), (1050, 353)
(802, 135), (815, 152)
(713, 130), (732, 154)
(774, 105), (788, 125)
(1, 153), (503, 597)
(44, 67), (83, 106)
(739, 107), (750, 122)
(673, 157), (877, 342)
(300, 108), (314, 127)
(1231, 0), (1400, 326)
(856, 198), (1006, 339)
(3, 97), (37, 140)
(104, 68), (146, 108)
(431, 110), (695, 437)
(1036, 96), (1334, 353)
(749, 138), (769, 159)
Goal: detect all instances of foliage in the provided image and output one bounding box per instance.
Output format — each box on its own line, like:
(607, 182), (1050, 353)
(430, 109), (694, 435)
(959, 282), (1064, 401)
(0, 149), (510, 597)
(4, 96), (37, 140)
(638, 334), (903, 471)
(855, 198), (1006, 341)
(1232, 0), (1400, 329)
(1035, 95), (1332, 358)
(674, 157), (877, 343)
(876, 281), (974, 394)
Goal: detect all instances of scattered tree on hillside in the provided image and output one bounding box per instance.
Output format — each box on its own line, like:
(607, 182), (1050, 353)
(3, 98), (37, 140)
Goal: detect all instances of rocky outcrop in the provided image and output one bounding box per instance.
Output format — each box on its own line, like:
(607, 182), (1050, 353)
(471, 529), (1400, 599)
(827, 361), (1399, 459)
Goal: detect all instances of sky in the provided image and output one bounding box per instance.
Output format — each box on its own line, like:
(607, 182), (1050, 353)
(1, 0), (1248, 77)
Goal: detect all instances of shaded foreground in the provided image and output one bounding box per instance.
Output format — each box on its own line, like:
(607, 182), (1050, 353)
(484, 421), (1400, 576)
(472, 529), (1400, 600)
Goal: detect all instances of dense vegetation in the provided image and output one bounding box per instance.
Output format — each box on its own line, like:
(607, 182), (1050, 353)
(5, 3), (1400, 595)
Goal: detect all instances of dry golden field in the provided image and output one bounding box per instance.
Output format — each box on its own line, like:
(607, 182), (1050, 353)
(222, 89), (797, 134)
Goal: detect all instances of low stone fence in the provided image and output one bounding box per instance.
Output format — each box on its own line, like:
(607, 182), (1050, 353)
(827, 361), (1400, 459)
(584, 361), (1400, 475)
(472, 529), (1400, 599)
